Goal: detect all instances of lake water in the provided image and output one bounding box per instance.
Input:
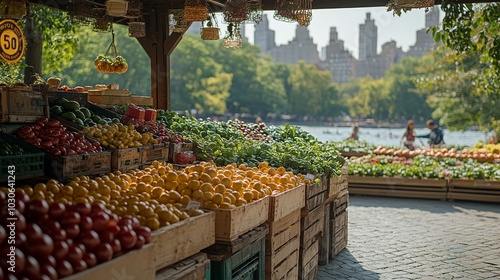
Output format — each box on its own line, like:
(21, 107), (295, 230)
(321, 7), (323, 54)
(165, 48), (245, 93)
(294, 125), (494, 148)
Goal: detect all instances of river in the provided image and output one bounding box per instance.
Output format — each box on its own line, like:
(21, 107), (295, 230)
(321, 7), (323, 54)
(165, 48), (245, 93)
(293, 125), (494, 148)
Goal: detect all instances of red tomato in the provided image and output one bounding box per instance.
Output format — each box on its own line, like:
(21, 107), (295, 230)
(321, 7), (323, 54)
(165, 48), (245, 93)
(52, 240), (69, 260)
(56, 260), (74, 278)
(82, 252), (97, 268)
(66, 245), (84, 264)
(118, 230), (137, 250)
(95, 243), (113, 263)
(24, 255), (41, 279)
(28, 234), (54, 259)
(41, 264), (58, 280)
(48, 202), (66, 219)
(135, 226), (152, 243)
(72, 259), (88, 273)
(79, 216), (93, 232)
(79, 230), (101, 251)
(90, 211), (110, 232)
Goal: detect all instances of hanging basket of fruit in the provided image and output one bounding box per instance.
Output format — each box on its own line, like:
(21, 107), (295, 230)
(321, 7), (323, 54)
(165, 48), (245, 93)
(94, 28), (128, 74)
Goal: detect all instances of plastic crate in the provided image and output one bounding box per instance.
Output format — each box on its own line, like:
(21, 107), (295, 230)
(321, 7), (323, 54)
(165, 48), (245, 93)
(0, 132), (44, 182)
(210, 236), (265, 280)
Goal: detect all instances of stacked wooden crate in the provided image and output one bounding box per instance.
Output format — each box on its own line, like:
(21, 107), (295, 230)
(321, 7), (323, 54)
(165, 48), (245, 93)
(201, 196), (269, 279)
(266, 184), (305, 280)
(153, 212), (216, 279)
(319, 165), (349, 264)
(299, 175), (328, 280)
(329, 192), (349, 259)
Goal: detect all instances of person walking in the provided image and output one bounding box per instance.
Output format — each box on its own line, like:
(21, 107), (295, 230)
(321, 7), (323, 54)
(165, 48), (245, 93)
(401, 120), (416, 150)
(416, 119), (445, 147)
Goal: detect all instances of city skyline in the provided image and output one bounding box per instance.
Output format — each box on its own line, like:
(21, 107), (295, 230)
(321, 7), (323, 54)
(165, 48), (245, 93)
(243, 7), (438, 59)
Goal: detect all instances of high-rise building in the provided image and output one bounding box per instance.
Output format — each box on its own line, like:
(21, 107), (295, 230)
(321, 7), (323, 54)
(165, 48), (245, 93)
(254, 14), (276, 53)
(407, 6), (440, 57)
(321, 27), (355, 84)
(268, 25), (319, 65)
(359, 12), (378, 61)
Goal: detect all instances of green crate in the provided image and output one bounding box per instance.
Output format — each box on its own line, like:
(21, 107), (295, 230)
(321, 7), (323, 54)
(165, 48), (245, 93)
(0, 132), (44, 182)
(210, 236), (265, 280)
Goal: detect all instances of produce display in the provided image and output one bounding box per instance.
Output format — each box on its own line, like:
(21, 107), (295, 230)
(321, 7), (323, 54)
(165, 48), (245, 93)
(227, 119), (271, 141)
(135, 122), (186, 144)
(51, 98), (119, 127)
(83, 123), (160, 148)
(16, 118), (104, 156)
(348, 154), (500, 180)
(373, 146), (500, 163)
(329, 140), (379, 154)
(0, 191), (150, 279)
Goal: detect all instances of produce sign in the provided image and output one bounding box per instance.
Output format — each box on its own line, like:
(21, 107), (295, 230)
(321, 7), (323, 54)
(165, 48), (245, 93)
(0, 191), (151, 279)
(0, 19), (26, 64)
(16, 118), (104, 156)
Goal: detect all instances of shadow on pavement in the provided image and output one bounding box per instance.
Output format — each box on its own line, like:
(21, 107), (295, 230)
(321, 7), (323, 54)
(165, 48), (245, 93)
(348, 195), (500, 214)
(318, 248), (380, 280)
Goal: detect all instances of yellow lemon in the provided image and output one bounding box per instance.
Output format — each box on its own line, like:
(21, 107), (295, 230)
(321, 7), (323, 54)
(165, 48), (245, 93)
(212, 193), (224, 205)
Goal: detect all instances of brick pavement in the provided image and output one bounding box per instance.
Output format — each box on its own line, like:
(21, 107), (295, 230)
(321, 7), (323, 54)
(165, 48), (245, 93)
(318, 195), (500, 280)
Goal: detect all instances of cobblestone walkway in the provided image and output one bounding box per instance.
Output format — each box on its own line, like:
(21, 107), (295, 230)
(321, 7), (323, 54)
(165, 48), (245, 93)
(318, 196), (500, 280)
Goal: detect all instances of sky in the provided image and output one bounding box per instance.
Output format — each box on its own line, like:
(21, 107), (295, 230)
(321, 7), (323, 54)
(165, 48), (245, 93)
(240, 7), (436, 59)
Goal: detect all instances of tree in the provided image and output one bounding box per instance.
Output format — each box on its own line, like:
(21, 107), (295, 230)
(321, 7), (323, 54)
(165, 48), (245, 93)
(171, 35), (232, 114)
(343, 77), (390, 120)
(384, 57), (432, 122)
(287, 61), (335, 117)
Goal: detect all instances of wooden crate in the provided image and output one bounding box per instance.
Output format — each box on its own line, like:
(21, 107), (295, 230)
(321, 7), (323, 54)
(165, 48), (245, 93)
(329, 210), (348, 260)
(45, 91), (88, 105)
(142, 143), (170, 167)
(111, 147), (143, 171)
(327, 165), (349, 201)
(304, 174), (328, 211)
(168, 142), (195, 162)
(45, 151), (111, 182)
(448, 179), (500, 203)
(348, 175), (448, 200)
(1, 88), (48, 123)
(299, 238), (319, 280)
(300, 203), (324, 249)
(151, 211), (215, 270)
(212, 196), (269, 241)
(209, 234), (266, 280)
(204, 224), (268, 261)
(88, 94), (153, 107)
(155, 252), (210, 280)
(266, 210), (301, 280)
(65, 244), (155, 280)
(268, 183), (305, 222)
(318, 201), (332, 265)
(88, 89), (130, 96)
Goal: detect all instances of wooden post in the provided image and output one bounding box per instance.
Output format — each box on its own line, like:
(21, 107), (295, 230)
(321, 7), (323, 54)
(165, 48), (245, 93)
(138, 7), (187, 110)
(318, 202), (330, 265)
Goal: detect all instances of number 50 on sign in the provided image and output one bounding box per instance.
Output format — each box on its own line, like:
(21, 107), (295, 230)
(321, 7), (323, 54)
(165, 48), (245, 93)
(0, 19), (26, 64)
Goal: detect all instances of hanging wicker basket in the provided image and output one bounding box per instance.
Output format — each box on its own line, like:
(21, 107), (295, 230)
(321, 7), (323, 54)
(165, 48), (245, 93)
(0, 0), (27, 20)
(169, 10), (188, 33)
(223, 0), (249, 23)
(295, 0), (312, 26)
(183, 0), (208, 22)
(106, 0), (129, 17)
(201, 27), (220, 40)
(390, 0), (434, 8)
(274, 0), (300, 23)
(128, 21), (145, 37)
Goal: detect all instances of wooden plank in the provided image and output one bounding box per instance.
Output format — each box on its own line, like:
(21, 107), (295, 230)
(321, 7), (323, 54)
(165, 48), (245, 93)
(348, 186), (448, 200)
(151, 211), (215, 270)
(318, 201), (331, 265)
(213, 196), (269, 241)
(204, 224), (268, 256)
(304, 191), (326, 212)
(349, 183), (446, 192)
(88, 89), (130, 96)
(266, 218), (300, 253)
(266, 249), (299, 280)
(156, 252), (210, 280)
(111, 147), (143, 171)
(88, 94), (153, 106)
(269, 183), (305, 222)
(142, 143), (170, 166)
(305, 175), (328, 198)
(265, 235), (300, 273)
(65, 244), (155, 280)
(45, 151), (111, 182)
(447, 192), (500, 203)
(449, 178), (500, 190)
(349, 175), (447, 188)
(327, 174), (348, 200)
(299, 239), (319, 280)
(267, 209), (301, 237)
(302, 203), (324, 229)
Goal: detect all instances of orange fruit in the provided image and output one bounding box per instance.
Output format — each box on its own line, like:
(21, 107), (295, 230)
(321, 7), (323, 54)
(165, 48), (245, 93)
(221, 177), (232, 188)
(212, 193), (224, 205)
(146, 217), (160, 230)
(214, 184), (226, 194)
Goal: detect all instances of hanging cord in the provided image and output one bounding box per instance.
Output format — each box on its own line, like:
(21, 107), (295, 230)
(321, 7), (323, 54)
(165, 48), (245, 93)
(105, 27), (120, 57)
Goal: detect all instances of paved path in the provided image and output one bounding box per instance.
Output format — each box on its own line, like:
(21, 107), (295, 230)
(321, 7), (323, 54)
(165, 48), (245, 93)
(318, 195), (500, 280)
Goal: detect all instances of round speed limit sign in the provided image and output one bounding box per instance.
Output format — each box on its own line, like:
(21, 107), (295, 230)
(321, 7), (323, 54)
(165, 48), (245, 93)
(0, 19), (26, 64)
